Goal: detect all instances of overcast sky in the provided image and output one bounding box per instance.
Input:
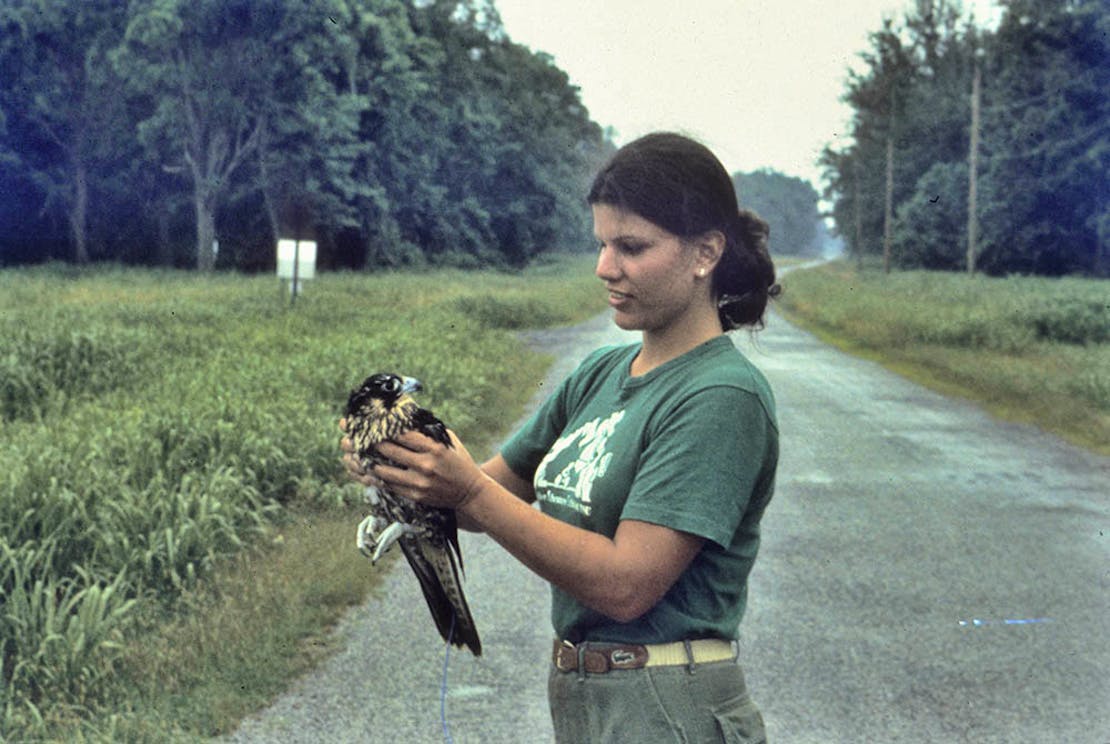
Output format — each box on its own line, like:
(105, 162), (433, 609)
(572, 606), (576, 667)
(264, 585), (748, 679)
(493, 0), (1002, 191)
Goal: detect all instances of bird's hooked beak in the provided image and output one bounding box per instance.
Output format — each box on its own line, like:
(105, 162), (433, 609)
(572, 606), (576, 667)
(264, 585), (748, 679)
(400, 376), (423, 395)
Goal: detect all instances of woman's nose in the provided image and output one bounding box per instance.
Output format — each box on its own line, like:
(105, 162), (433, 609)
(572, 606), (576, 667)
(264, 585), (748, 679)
(595, 245), (619, 280)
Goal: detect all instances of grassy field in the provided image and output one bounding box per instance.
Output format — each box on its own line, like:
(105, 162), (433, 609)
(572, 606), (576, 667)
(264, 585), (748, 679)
(0, 255), (606, 742)
(777, 260), (1109, 454)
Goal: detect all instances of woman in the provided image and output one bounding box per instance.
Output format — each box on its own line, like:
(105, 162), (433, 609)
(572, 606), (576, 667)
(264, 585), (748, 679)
(343, 132), (779, 742)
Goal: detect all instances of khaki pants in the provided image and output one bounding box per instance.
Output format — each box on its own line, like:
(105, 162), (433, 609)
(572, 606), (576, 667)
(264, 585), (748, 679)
(548, 658), (767, 743)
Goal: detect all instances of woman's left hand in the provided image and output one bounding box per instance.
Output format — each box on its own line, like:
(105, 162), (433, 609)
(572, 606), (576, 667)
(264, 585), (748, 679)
(372, 430), (487, 511)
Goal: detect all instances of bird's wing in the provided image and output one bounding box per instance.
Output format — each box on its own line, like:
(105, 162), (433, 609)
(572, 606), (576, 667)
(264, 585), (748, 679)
(408, 405), (471, 571)
(412, 407), (451, 447)
(399, 520), (483, 656)
(402, 407), (481, 652)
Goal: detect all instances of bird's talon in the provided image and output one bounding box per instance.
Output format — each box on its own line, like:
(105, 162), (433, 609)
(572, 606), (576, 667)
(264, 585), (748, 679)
(371, 520), (410, 564)
(356, 514), (378, 558)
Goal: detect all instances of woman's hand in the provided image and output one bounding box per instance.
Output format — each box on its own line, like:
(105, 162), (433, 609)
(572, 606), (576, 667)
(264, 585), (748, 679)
(338, 418), (383, 489)
(372, 429), (487, 510)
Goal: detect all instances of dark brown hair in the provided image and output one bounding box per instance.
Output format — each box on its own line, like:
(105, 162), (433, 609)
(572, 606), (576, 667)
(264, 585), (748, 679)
(587, 132), (780, 330)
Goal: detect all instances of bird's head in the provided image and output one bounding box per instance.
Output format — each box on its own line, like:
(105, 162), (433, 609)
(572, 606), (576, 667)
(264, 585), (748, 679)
(346, 373), (423, 418)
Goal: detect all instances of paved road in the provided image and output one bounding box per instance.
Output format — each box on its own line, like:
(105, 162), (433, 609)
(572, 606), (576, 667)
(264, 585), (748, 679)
(225, 308), (1109, 743)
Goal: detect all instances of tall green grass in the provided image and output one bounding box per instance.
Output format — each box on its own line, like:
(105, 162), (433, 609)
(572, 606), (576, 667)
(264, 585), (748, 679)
(778, 261), (1109, 452)
(0, 256), (606, 739)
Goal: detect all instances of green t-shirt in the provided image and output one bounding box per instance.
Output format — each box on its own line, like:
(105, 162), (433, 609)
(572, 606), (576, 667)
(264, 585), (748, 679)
(500, 335), (778, 644)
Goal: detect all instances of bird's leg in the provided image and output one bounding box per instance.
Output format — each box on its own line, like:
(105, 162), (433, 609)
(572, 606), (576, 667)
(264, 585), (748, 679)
(356, 485), (397, 555)
(370, 520), (418, 564)
(357, 511), (419, 564)
(364, 485), (382, 507)
(356, 483), (422, 562)
(356, 513), (390, 558)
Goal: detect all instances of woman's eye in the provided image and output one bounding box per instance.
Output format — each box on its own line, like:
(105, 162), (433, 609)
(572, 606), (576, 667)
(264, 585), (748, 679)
(618, 242), (646, 255)
(597, 240), (648, 255)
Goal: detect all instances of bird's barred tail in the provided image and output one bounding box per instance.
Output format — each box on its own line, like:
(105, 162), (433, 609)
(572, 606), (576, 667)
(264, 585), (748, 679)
(401, 537), (482, 656)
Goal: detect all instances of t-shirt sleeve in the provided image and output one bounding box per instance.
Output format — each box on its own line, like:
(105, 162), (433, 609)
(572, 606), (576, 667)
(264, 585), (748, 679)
(499, 381), (568, 483)
(619, 386), (773, 548)
(500, 346), (619, 482)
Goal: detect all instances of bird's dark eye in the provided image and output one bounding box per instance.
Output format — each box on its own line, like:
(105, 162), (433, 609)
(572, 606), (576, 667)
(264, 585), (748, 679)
(385, 377), (400, 392)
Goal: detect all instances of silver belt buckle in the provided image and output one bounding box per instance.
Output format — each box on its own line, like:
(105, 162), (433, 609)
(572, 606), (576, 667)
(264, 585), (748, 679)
(555, 640), (576, 672)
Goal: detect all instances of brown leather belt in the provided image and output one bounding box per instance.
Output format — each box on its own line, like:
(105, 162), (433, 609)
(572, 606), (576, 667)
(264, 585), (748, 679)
(552, 639), (737, 674)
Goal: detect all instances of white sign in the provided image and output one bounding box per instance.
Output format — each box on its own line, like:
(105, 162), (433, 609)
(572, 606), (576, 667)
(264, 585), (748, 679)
(276, 239), (317, 280)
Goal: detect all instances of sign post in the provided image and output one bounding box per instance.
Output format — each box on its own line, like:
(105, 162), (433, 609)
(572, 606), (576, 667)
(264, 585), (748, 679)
(277, 239), (317, 305)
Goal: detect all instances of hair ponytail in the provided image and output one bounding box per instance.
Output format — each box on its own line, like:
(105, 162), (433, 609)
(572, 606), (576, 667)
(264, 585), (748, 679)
(714, 209), (781, 331)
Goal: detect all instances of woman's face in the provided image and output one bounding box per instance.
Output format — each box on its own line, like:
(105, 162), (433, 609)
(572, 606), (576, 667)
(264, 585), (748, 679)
(593, 204), (712, 335)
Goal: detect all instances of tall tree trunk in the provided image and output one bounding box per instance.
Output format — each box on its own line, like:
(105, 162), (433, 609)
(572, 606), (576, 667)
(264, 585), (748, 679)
(182, 117), (264, 271)
(194, 188), (217, 271)
(68, 160), (90, 264)
(260, 166), (280, 246)
(256, 129), (280, 245)
(1095, 224), (1108, 277)
(156, 210), (174, 267)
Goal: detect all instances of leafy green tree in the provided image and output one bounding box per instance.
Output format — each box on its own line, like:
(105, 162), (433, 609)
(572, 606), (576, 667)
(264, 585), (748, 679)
(0, 0), (130, 264)
(276, 0), (431, 268)
(892, 161), (968, 269)
(378, 0), (604, 266)
(823, 2), (978, 268)
(396, 0), (514, 265)
(482, 44), (608, 262)
(823, 0), (1109, 276)
(733, 170), (822, 256)
(823, 14), (919, 264)
(977, 0), (1109, 275)
(111, 0), (321, 270)
(0, 0), (607, 270)
(884, 3), (977, 270)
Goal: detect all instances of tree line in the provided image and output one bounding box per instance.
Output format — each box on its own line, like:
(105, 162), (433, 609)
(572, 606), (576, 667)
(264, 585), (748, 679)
(733, 169), (827, 257)
(0, 0), (612, 271)
(821, 0), (1108, 276)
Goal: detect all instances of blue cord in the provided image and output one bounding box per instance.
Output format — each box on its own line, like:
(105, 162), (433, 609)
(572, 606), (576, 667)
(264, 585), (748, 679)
(440, 612), (456, 744)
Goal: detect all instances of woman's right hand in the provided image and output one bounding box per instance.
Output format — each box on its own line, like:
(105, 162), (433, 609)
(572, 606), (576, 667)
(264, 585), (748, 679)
(339, 418), (382, 488)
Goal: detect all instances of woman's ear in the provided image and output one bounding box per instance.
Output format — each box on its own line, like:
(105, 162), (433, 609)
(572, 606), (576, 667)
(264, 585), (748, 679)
(694, 230), (726, 277)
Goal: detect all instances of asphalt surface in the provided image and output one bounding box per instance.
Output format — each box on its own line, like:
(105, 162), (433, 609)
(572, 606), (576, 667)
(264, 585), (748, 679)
(224, 307), (1109, 743)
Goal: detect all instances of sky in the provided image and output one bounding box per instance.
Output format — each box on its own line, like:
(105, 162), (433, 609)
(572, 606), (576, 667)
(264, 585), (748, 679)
(493, 0), (1003, 192)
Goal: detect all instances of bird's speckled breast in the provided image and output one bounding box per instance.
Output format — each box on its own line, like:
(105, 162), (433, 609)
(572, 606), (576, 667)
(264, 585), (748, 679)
(349, 397), (419, 457)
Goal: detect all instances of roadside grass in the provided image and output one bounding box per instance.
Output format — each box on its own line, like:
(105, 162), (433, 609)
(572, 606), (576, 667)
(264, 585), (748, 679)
(769, 254), (816, 270)
(776, 260), (1109, 454)
(101, 511), (382, 742)
(45, 512), (379, 743)
(0, 254), (605, 742)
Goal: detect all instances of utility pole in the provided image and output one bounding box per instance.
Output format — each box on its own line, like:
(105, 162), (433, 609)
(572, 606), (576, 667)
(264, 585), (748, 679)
(883, 87), (895, 275)
(966, 50), (983, 275)
(883, 135), (894, 275)
(854, 157), (863, 271)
